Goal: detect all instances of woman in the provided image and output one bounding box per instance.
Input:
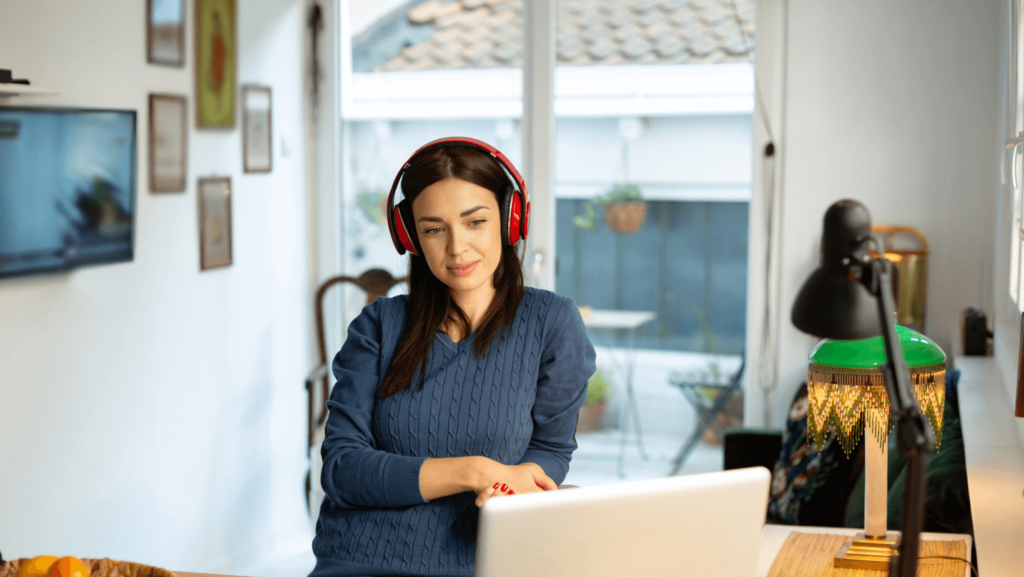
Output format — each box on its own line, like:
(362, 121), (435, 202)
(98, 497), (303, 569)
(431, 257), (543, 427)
(310, 139), (596, 577)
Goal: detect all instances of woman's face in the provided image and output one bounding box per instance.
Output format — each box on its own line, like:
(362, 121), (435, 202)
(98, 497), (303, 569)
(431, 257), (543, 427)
(411, 178), (503, 295)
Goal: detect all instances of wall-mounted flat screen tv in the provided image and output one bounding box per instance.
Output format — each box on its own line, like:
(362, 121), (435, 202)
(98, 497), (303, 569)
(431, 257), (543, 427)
(0, 107), (137, 279)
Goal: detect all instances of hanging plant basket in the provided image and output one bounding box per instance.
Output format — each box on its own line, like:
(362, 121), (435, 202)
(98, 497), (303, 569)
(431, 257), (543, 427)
(603, 200), (647, 234)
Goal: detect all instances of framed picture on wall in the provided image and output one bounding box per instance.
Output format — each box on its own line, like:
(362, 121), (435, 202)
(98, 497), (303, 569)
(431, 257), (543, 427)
(147, 0), (185, 66)
(198, 177), (232, 270)
(242, 85), (273, 173)
(195, 0), (236, 128)
(149, 94), (188, 192)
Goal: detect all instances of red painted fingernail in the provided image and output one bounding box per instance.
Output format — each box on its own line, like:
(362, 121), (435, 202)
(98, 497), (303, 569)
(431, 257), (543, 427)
(493, 482), (500, 489)
(507, 490), (515, 495)
(501, 483), (508, 492)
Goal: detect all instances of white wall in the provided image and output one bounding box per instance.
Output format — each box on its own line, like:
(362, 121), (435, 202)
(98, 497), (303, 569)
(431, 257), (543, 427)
(0, 0), (316, 571)
(747, 0), (1004, 427)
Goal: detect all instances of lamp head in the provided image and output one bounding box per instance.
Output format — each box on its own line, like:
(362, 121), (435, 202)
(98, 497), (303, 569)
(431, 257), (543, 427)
(791, 200), (883, 340)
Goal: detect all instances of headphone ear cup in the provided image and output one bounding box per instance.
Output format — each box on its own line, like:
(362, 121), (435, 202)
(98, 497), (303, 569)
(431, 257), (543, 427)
(499, 185), (515, 246)
(395, 199), (422, 256)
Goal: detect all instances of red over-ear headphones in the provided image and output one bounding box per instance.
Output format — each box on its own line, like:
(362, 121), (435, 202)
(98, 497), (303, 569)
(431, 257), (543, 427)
(386, 137), (530, 256)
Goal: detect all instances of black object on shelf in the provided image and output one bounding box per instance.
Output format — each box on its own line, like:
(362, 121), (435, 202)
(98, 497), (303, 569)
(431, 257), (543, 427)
(791, 199), (932, 577)
(961, 307), (992, 355)
(0, 69), (31, 85)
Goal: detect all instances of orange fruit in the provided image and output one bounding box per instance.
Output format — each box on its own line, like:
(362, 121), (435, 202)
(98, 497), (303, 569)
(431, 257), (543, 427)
(16, 556), (58, 577)
(48, 557), (89, 577)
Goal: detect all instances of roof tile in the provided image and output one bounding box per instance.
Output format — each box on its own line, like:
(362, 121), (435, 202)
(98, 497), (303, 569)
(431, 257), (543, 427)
(432, 26), (464, 45)
(587, 37), (618, 60)
(487, 8), (518, 29)
(645, 20), (675, 41)
(461, 22), (494, 44)
(634, 50), (662, 65)
(614, 22), (644, 42)
(628, 0), (661, 12)
(688, 32), (718, 57)
(655, 36), (686, 58)
(656, 0), (690, 10)
(408, 0), (462, 25)
(639, 8), (666, 27)
(667, 5), (698, 26)
(605, 5), (635, 28)
(697, 3), (731, 26)
(596, 51), (628, 66)
(456, 6), (492, 29)
(463, 39), (497, 64)
(622, 37), (654, 60)
(493, 40), (520, 64)
(490, 22), (520, 44)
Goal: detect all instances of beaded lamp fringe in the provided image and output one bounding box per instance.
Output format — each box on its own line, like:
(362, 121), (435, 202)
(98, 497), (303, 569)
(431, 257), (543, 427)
(806, 363), (946, 456)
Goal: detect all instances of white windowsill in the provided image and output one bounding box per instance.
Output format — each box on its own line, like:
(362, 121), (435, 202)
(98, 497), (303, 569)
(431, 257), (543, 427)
(950, 324), (1024, 577)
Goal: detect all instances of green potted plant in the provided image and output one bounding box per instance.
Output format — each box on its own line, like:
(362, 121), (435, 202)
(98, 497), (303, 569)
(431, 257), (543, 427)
(577, 368), (613, 433)
(572, 184), (647, 234)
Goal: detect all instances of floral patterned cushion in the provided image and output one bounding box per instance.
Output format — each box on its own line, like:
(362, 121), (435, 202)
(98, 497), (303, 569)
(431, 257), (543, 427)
(767, 383), (864, 527)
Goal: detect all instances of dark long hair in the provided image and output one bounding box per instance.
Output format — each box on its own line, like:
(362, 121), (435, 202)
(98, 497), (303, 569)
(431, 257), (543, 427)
(378, 146), (526, 397)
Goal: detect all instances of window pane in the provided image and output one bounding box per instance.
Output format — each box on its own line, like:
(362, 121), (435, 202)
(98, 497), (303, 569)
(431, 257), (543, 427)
(554, 0), (755, 486)
(342, 1), (523, 328)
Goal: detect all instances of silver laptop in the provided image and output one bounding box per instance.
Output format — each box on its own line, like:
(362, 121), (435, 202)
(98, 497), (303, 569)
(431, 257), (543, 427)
(476, 467), (771, 577)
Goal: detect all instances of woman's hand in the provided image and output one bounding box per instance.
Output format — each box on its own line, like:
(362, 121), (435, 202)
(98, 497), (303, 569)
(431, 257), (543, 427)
(473, 461), (557, 507)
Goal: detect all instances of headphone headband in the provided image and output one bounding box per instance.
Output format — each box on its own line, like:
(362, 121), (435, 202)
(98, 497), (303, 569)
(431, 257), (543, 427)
(386, 137), (530, 255)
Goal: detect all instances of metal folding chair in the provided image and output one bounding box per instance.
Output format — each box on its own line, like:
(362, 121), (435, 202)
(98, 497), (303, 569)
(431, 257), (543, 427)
(667, 358), (745, 476)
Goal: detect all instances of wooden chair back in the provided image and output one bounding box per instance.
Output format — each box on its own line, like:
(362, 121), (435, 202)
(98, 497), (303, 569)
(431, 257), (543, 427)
(306, 268), (407, 450)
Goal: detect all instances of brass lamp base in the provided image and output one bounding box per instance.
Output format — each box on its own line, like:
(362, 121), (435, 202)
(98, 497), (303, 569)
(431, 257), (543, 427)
(834, 532), (901, 571)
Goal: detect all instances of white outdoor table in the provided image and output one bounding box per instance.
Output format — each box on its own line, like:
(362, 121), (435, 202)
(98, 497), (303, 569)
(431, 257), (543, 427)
(581, 309), (656, 477)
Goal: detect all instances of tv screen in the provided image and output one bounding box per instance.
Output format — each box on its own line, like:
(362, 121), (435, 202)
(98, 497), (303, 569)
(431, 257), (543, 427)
(0, 107), (137, 279)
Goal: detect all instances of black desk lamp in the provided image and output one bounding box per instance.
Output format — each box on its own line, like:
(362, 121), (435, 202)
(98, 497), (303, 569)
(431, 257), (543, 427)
(791, 200), (934, 577)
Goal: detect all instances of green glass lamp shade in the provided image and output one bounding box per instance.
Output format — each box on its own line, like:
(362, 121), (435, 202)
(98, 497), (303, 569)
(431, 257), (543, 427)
(806, 326), (947, 455)
(808, 325), (946, 368)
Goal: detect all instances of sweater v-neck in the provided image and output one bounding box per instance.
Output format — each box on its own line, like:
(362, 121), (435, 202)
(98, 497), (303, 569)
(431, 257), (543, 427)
(436, 329), (477, 352)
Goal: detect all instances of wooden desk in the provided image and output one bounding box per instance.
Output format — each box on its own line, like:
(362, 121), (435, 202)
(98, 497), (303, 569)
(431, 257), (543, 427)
(172, 525), (971, 577)
(756, 525), (974, 577)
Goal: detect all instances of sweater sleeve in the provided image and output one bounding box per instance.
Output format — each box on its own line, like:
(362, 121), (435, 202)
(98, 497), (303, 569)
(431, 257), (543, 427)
(518, 297), (597, 485)
(320, 299), (428, 509)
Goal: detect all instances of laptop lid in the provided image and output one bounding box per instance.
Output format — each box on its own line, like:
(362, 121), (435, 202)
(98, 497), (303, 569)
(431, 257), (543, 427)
(476, 467), (771, 577)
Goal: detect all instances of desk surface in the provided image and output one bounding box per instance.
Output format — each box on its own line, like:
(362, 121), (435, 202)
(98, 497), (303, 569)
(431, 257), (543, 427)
(757, 525), (973, 577)
(173, 525), (971, 577)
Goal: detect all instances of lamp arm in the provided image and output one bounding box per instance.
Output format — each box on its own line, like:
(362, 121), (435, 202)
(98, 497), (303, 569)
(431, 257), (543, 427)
(868, 257), (934, 577)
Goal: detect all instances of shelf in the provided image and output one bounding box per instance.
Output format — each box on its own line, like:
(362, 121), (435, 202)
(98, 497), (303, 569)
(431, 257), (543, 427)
(0, 84), (59, 95)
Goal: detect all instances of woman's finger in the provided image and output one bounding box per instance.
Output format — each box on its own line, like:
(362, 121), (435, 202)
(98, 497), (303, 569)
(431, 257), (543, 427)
(476, 485), (497, 508)
(533, 475), (557, 491)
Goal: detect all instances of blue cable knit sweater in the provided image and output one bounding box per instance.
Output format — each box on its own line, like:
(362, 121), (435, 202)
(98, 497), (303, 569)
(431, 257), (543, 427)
(310, 287), (596, 577)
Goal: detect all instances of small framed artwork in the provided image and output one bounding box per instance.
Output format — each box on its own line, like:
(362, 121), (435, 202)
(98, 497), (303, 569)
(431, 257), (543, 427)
(195, 0), (237, 128)
(198, 177), (233, 270)
(149, 94), (188, 192)
(148, 0), (185, 66)
(242, 85), (273, 173)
